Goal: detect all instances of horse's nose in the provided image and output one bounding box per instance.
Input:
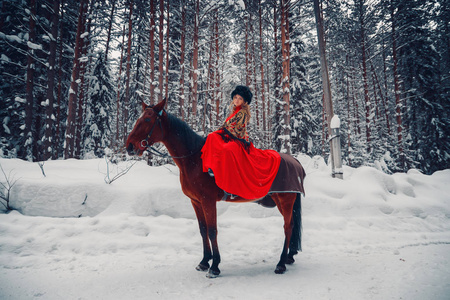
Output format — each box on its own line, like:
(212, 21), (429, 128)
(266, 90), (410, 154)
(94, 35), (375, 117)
(127, 143), (135, 155)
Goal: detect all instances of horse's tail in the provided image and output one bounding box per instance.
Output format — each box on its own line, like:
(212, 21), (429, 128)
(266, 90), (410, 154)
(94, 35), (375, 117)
(289, 193), (302, 252)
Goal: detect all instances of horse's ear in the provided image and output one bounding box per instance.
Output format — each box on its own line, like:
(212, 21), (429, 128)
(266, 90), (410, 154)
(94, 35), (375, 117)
(153, 98), (166, 115)
(141, 102), (147, 111)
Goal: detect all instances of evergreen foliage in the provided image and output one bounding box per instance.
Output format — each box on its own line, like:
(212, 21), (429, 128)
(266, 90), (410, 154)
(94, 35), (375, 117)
(0, 0), (448, 174)
(84, 53), (114, 157)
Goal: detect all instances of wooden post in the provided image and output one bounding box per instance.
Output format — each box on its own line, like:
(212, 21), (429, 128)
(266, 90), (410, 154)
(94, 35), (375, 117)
(330, 115), (343, 179)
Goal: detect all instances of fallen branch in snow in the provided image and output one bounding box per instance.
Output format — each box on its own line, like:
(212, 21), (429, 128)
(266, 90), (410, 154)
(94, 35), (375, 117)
(37, 161), (46, 177)
(0, 163), (19, 211)
(102, 151), (138, 185)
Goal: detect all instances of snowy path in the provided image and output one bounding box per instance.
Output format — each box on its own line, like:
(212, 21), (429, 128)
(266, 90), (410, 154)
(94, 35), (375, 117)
(0, 157), (449, 299)
(0, 211), (449, 300)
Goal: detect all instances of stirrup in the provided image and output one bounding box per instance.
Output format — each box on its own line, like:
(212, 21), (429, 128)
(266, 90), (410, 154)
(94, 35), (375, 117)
(222, 190), (237, 201)
(208, 168), (214, 177)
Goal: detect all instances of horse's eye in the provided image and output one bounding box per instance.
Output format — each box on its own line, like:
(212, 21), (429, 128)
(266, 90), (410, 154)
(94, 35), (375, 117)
(144, 118), (151, 122)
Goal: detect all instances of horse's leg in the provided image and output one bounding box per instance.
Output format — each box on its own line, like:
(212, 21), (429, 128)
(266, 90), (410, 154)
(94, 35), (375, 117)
(191, 199), (212, 272)
(287, 193), (302, 265)
(272, 193), (296, 274)
(202, 198), (221, 278)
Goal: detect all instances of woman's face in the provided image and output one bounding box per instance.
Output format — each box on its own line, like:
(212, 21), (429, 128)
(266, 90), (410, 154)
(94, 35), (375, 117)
(233, 94), (244, 107)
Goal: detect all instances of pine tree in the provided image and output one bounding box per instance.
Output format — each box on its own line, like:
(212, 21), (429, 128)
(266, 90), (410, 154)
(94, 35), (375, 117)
(42, 0), (61, 161)
(0, 0), (27, 158)
(84, 53), (114, 157)
(393, 0), (450, 172)
(289, 1), (319, 156)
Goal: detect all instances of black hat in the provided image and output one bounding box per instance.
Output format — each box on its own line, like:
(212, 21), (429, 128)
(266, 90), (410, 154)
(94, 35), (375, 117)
(231, 85), (253, 105)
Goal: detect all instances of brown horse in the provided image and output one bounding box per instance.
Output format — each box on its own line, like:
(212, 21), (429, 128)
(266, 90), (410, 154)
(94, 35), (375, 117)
(126, 99), (302, 277)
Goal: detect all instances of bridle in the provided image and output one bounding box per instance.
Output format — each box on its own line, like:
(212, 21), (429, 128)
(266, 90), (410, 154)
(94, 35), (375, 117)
(139, 109), (201, 159)
(139, 109), (164, 151)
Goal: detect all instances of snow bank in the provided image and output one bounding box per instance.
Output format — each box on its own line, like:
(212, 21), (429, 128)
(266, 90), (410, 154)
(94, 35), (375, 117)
(0, 157), (449, 299)
(0, 158), (195, 218)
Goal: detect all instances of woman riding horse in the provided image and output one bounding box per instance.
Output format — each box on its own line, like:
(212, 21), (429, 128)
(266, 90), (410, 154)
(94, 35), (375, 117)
(201, 85), (281, 200)
(126, 90), (304, 277)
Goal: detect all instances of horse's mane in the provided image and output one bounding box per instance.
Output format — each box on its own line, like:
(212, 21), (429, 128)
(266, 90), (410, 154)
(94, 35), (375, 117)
(166, 112), (206, 153)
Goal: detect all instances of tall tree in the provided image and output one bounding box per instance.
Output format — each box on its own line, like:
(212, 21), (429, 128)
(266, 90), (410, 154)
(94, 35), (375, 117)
(42, 0), (61, 160)
(357, 0), (371, 153)
(393, 0), (449, 172)
(65, 0), (89, 159)
(123, 0), (133, 144)
(24, 0), (37, 160)
(149, 0), (156, 104)
(179, 0), (186, 120)
(104, 0), (117, 63)
(84, 52), (114, 157)
(190, 0), (200, 126)
(390, 0), (404, 169)
(164, 0), (171, 101)
(258, 0), (267, 134)
(158, 0), (164, 102)
(314, 0), (343, 177)
(280, 0), (291, 154)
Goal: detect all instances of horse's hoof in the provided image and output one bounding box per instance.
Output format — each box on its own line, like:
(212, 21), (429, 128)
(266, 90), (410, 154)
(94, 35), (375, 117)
(196, 263), (209, 272)
(206, 268), (220, 278)
(286, 256), (295, 265)
(274, 265), (286, 274)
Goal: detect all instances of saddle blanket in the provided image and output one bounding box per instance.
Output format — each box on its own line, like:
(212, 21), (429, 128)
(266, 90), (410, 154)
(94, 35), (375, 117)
(254, 153), (306, 207)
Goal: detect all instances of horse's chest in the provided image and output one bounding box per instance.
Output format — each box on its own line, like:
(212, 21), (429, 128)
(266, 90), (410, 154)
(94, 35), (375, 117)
(179, 172), (210, 199)
(179, 174), (199, 196)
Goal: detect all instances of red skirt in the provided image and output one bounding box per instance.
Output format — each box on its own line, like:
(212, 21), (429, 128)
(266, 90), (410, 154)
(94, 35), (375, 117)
(201, 131), (281, 199)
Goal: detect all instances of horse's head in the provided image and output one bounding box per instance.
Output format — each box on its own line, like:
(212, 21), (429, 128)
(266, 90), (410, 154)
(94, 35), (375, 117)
(126, 99), (166, 156)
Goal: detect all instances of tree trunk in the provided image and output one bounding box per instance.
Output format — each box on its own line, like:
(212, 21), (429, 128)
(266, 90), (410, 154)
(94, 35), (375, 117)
(179, 0), (186, 120)
(55, 0), (65, 158)
(359, 0), (371, 153)
(321, 95), (326, 156)
(164, 0), (170, 101)
(314, 0), (342, 178)
(265, 31), (271, 146)
(158, 0), (164, 103)
(314, 0), (333, 135)
(280, 0), (290, 154)
(214, 9), (220, 127)
(372, 73), (379, 124)
(191, 0), (199, 123)
(381, 33), (391, 136)
(150, 0), (156, 105)
(123, 1), (133, 145)
(250, 20), (259, 130)
(370, 62), (390, 136)
(115, 24), (126, 146)
(43, 0), (60, 160)
(259, 0), (267, 133)
(206, 26), (214, 132)
(346, 62), (352, 166)
(272, 0), (282, 150)
(353, 73), (361, 136)
(104, 0), (116, 62)
(24, 0), (37, 160)
(74, 2), (93, 159)
(65, 0), (88, 159)
(391, 0), (404, 167)
(245, 12), (250, 86)
(272, 1), (279, 139)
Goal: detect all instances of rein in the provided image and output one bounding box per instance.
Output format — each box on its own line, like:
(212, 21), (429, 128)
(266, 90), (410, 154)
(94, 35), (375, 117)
(140, 109), (202, 159)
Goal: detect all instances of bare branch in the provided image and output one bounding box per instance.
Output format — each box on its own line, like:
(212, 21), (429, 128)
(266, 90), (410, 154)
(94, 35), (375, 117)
(0, 164), (19, 211)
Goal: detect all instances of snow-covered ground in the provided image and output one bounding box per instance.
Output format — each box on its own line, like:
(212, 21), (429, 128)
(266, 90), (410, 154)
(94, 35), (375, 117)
(0, 155), (449, 300)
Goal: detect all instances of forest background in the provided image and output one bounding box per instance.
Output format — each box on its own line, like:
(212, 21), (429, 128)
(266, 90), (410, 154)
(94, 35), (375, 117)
(0, 0), (449, 175)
